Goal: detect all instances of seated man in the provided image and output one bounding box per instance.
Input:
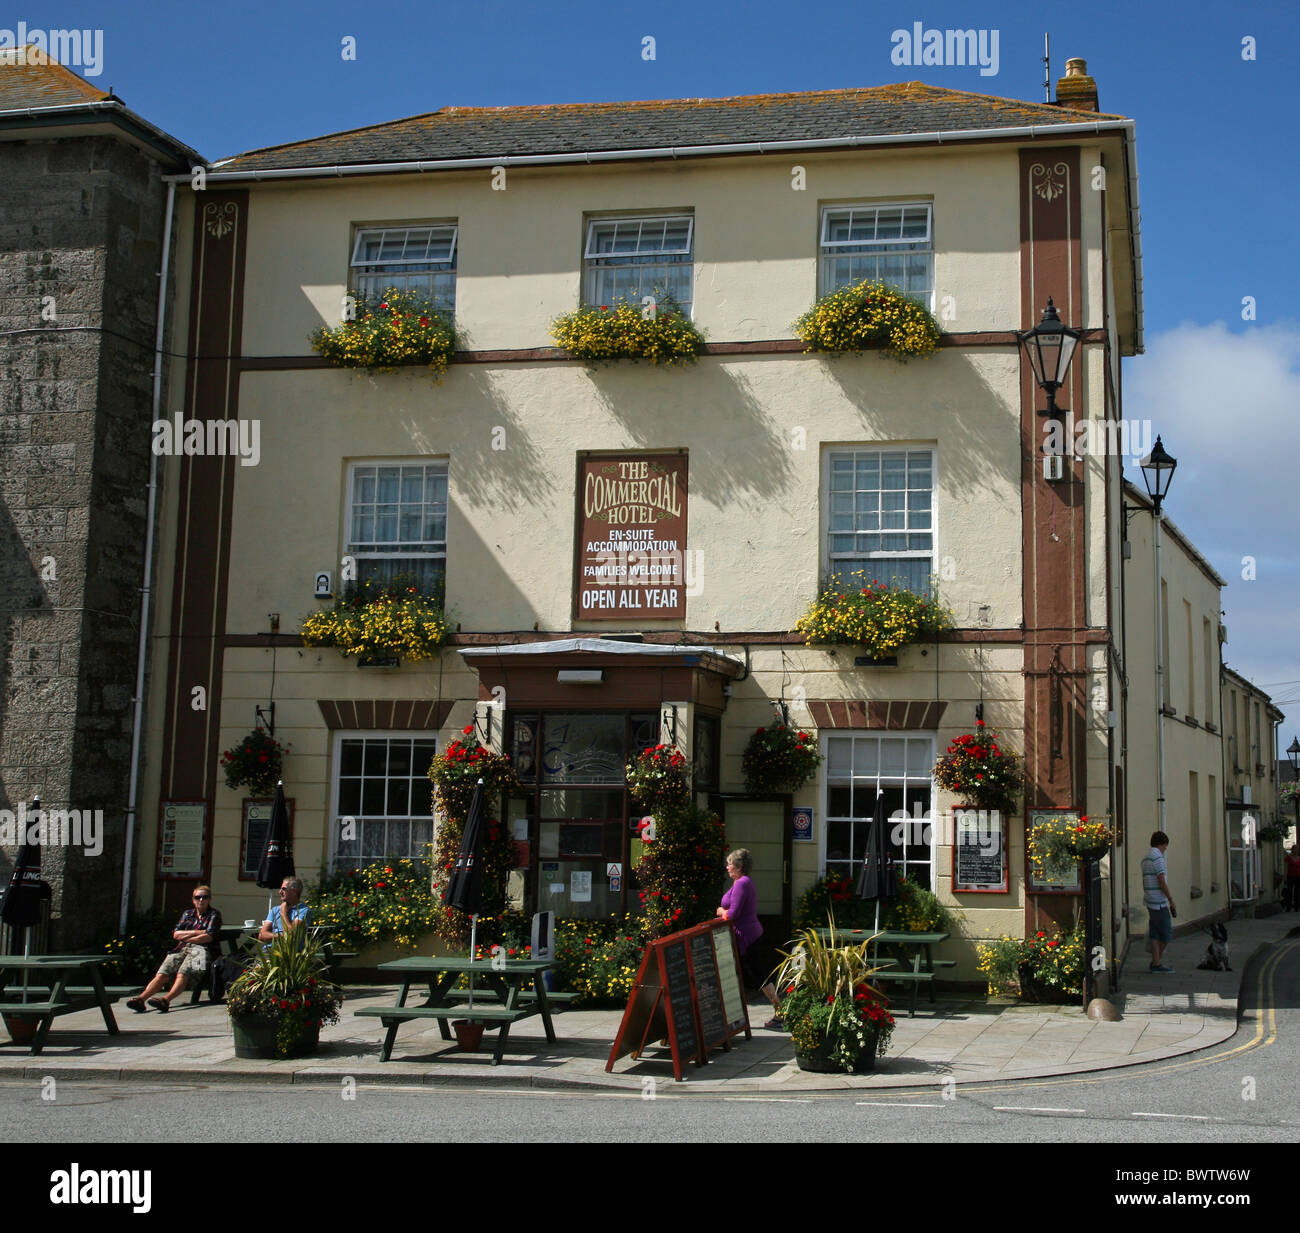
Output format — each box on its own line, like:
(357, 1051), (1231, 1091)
(126, 886), (222, 1012)
(259, 876), (310, 941)
(212, 876), (311, 1000)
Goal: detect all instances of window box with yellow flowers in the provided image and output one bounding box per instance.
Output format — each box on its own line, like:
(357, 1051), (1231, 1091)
(793, 280), (942, 360)
(795, 574), (951, 661)
(300, 578), (449, 665)
(550, 292), (706, 366)
(310, 289), (459, 376)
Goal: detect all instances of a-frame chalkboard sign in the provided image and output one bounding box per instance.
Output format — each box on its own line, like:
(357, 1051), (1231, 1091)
(606, 919), (752, 1080)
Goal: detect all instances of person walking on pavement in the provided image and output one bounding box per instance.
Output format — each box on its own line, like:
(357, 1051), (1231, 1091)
(1284, 844), (1300, 913)
(1142, 831), (1177, 973)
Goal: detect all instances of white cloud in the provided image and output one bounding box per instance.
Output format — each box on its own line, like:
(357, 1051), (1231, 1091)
(1123, 321), (1300, 727)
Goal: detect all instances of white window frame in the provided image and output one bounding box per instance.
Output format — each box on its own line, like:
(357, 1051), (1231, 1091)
(820, 732), (937, 887)
(345, 459), (448, 597)
(822, 446), (937, 593)
(818, 202), (934, 306)
(582, 213), (695, 314)
(350, 224), (458, 310)
(329, 730), (438, 873)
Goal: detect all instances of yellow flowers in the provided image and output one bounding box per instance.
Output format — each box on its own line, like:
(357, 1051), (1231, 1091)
(550, 294), (706, 365)
(301, 577), (448, 663)
(795, 572), (951, 658)
(793, 280), (941, 360)
(311, 288), (458, 376)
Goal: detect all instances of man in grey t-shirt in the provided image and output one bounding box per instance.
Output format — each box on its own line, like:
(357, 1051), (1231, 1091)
(1141, 831), (1177, 973)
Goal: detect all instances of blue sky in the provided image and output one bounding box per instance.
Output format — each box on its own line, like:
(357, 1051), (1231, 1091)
(18, 0), (1298, 730)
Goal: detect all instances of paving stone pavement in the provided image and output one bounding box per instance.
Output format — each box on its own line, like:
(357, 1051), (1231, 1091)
(2, 915), (1294, 1092)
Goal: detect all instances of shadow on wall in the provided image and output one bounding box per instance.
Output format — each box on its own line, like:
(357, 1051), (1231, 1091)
(582, 359), (796, 511)
(0, 496), (52, 877)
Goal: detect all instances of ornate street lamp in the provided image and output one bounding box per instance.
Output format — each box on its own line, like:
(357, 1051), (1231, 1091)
(1288, 738), (1300, 853)
(1139, 436), (1178, 515)
(1017, 297), (1083, 415)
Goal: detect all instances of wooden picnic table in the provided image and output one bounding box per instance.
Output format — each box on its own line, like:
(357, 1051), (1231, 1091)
(359, 956), (557, 1065)
(0, 954), (122, 1054)
(813, 929), (952, 1017)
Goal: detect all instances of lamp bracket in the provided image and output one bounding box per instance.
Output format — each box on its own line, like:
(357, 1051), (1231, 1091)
(255, 702), (276, 737)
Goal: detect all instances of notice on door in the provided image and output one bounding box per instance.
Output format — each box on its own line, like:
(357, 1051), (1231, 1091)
(574, 452), (688, 620)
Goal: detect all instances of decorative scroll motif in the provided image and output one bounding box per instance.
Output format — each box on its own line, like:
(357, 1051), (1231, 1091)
(204, 201), (238, 239)
(1048, 645), (1066, 779)
(1031, 161), (1069, 203)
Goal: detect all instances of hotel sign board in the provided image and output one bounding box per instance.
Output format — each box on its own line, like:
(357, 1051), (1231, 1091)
(574, 452), (688, 620)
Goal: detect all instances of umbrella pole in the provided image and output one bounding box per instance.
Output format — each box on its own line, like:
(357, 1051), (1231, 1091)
(468, 913), (477, 1011)
(21, 927), (31, 1004)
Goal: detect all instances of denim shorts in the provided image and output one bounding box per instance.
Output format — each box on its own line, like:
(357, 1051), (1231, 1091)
(1146, 906), (1173, 944)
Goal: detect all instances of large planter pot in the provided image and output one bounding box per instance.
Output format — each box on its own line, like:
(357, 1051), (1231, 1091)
(3, 1015), (38, 1046)
(794, 1034), (877, 1074)
(1016, 967), (1077, 1005)
(231, 1014), (320, 1059)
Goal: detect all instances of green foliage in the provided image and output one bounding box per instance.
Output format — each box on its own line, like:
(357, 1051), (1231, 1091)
(308, 853), (442, 951)
(625, 744), (689, 811)
(310, 289), (458, 375)
(741, 722), (823, 794)
(977, 926), (1084, 1001)
(794, 871), (952, 933)
(795, 574), (951, 659)
(100, 909), (174, 983)
(774, 925), (894, 1069)
(550, 293), (706, 365)
(300, 576), (448, 663)
(793, 279), (941, 359)
(219, 726), (286, 796)
(226, 929), (342, 1056)
(932, 720), (1024, 812)
(634, 801), (729, 938)
(428, 726), (521, 949)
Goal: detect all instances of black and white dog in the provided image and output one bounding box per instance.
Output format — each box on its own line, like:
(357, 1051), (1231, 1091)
(1195, 922), (1231, 971)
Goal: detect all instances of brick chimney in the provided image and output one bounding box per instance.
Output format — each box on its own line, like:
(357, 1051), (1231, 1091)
(1056, 57), (1099, 111)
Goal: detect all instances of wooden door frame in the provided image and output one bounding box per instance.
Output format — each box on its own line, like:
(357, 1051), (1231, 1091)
(711, 793), (793, 951)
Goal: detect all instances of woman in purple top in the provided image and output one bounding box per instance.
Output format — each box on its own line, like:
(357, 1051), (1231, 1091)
(717, 848), (783, 1029)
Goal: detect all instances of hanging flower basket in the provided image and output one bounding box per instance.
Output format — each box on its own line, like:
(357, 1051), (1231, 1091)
(220, 726), (286, 797)
(793, 279), (942, 360)
(1064, 816), (1115, 861)
(310, 289), (459, 376)
(1028, 815), (1114, 880)
(625, 744), (690, 811)
(932, 721), (1024, 813)
(795, 574), (951, 660)
(550, 292), (706, 366)
(742, 722), (823, 794)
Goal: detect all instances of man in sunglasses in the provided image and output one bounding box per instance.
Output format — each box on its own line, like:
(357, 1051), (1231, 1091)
(256, 877), (310, 942)
(126, 885), (222, 1012)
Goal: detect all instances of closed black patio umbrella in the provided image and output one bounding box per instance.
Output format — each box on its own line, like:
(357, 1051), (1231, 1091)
(854, 790), (895, 931)
(1, 796), (52, 1001)
(443, 780), (487, 1007)
(256, 781), (295, 920)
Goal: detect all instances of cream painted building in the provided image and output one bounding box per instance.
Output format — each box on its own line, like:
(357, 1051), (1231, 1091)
(137, 66), (1184, 984)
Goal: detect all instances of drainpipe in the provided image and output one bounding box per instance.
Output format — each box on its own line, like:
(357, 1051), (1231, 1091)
(119, 178), (176, 933)
(1153, 509), (1167, 838)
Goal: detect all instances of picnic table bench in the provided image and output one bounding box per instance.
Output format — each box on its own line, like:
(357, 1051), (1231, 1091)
(813, 929), (952, 1017)
(358, 957), (557, 1065)
(0, 955), (120, 1054)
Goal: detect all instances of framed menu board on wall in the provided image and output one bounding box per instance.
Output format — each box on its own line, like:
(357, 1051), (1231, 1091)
(952, 809), (1009, 893)
(156, 801), (207, 880)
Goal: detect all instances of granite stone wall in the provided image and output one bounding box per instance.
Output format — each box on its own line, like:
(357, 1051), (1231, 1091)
(0, 134), (173, 949)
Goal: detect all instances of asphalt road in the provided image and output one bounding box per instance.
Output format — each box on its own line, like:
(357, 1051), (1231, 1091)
(2, 936), (1297, 1203)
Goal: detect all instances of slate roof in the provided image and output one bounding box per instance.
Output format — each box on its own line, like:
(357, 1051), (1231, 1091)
(0, 45), (109, 108)
(214, 82), (1129, 173)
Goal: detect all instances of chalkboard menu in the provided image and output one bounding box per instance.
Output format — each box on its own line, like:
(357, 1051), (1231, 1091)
(659, 939), (700, 1067)
(689, 932), (727, 1045)
(607, 919), (752, 1081)
(953, 809), (1008, 893)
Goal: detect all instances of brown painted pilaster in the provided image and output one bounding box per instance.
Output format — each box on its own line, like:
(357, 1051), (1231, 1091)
(158, 192), (249, 890)
(1020, 150), (1090, 928)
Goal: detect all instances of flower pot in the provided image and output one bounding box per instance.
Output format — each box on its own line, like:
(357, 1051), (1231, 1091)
(3, 1015), (38, 1046)
(453, 1019), (486, 1051)
(231, 1014), (320, 1059)
(794, 1034), (842, 1073)
(1067, 842), (1110, 862)
(852, 1043), (878, 1073)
